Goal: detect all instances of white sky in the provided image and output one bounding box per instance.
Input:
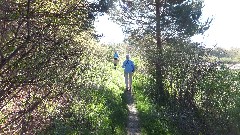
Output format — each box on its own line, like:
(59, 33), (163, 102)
(94, 15), (124, 44)
(94, 0), (240, 49)
(193, 0), (240, 49)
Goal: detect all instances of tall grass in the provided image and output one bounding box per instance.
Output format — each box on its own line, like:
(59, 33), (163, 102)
(132, 73), (180, 135)
(36, 63), (129, 134)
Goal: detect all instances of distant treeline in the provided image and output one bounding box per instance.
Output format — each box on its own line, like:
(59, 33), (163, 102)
(208, 47), (240, 64)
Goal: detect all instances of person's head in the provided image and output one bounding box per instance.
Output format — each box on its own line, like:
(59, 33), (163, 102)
(126, 54), (130, 60)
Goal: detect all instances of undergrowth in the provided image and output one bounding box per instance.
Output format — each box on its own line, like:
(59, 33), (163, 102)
(37, 64), (128, 134)
(132, 73), (180, 135)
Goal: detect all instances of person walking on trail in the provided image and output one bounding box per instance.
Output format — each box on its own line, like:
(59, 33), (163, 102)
(113, 51), (119, 69)
(122, 54), (135, 92)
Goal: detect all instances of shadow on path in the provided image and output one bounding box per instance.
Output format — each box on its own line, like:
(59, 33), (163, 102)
(124, 90), (140, 135)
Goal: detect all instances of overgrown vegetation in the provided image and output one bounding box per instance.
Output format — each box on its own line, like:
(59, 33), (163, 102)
(109, 0), (240, 134)
(1, 0), (240, 134)
(0, 0), (128, 134)
(131, 42), (240, 134)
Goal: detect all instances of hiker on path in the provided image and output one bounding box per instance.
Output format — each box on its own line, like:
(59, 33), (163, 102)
(122, 54), (135, 92)
(113, 51), (119, 69)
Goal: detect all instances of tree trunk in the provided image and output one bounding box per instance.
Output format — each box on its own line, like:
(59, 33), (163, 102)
(155, 0), (165, 103)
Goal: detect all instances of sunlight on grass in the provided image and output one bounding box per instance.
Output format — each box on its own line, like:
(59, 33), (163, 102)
(132, 73), (176, 135)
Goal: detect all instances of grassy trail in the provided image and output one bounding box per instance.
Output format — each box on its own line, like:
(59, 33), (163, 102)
(113, 63), (141, 135)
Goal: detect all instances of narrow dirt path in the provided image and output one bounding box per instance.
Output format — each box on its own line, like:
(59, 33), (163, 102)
(126, 91), (140, 135)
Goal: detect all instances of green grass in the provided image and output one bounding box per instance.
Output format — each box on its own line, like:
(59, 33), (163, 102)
(132, 73), (180, 135)
(37, 63), (128, 134)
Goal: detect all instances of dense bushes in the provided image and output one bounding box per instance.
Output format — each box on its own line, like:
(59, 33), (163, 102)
(131, 40), (240, 134)
(196, 67), (240, 134)
(0, 0), (128, 134)
(0, 39), (129, 134)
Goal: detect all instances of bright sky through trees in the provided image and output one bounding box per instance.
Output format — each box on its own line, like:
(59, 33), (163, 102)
(94, 15), (124, 44)
(94, 0), (240, 49)
(192, 0), (240, 49)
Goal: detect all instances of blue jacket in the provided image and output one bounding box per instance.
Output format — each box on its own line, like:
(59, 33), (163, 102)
(114, 53), (119, 59)
(122, 59), (135, 73)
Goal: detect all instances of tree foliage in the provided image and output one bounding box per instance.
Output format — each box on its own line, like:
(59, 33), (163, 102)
(111, 0), (210, 38)
(108, 0), (240, 134)
(110, 0), (211, 103)
(0, 0), (121, 134)
(1, 0), (239, 134)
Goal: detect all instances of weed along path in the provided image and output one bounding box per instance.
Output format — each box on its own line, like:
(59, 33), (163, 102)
(125, 91), (140, 135)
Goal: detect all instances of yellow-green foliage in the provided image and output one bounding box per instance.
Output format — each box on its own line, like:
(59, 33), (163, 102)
(36, 42), (129, 134)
